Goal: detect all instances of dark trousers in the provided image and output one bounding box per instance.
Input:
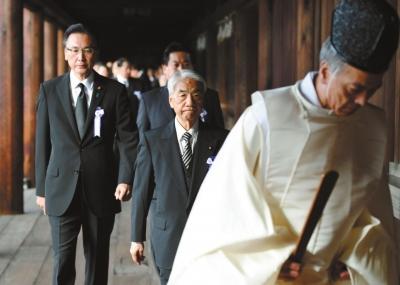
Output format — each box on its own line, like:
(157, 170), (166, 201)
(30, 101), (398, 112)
(48, 181), (115, 285)
(150, 242), (171, 285)
(158, 267), (171, 285)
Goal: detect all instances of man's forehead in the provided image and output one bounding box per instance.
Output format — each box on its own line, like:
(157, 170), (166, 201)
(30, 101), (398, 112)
(339, 63), (383, 87)
(66, 33), (92, 44)
(178, 78), (199, 85)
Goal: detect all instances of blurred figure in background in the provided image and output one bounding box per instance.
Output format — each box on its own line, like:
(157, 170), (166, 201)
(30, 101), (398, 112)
(93, 61), (110, 77)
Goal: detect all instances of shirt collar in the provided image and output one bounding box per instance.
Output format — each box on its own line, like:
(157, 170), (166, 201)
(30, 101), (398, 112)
(299, 71), (321, 107)
(175, 118), (199, 140)
(116, 75), (129, 87)
(70, 71), (94, 91)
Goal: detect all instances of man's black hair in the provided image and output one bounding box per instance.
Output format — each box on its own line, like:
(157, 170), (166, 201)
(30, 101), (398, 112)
(63, 23), (97, 48)
(162, 42), (191, 65)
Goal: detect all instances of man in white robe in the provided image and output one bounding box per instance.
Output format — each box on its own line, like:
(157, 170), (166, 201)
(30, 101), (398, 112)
(168, 0), (399, 284)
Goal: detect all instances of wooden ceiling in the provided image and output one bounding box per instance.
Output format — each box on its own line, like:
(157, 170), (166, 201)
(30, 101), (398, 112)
(50, 0), (226, 65)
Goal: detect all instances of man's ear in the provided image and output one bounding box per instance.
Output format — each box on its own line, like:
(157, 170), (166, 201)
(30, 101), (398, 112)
(319, 61), (331, 84)
(162, 64), (168, 75)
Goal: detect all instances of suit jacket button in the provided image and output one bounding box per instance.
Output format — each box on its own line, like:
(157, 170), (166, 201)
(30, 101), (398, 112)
(74, 170), (79, 174)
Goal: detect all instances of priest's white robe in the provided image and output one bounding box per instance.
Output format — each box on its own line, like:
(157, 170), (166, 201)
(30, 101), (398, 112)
(168, 79), (398, 285)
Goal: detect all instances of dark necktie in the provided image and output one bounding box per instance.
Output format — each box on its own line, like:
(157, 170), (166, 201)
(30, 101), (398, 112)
(181, 132), (193, 170)
(75, 83), (88, 139)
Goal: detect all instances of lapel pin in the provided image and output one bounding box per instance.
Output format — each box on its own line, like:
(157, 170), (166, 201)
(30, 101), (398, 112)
(95, 86), (102, 98)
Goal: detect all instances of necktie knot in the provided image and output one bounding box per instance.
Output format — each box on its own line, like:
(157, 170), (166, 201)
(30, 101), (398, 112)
(182, 132), (192, 144)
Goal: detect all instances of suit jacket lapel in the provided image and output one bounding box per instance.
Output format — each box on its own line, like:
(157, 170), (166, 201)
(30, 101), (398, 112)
(56, 73), (81, 142)
(161, 87), (175, 120)
(159, 121), (189, 197)
(82, 72), (105, 141)
(187, 124), (220, 211)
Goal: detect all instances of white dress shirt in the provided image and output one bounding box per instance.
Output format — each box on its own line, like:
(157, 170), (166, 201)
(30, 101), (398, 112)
(69, 72), (94, 108)
(116, 75), (129, 88)
(174, 118), (199, 156)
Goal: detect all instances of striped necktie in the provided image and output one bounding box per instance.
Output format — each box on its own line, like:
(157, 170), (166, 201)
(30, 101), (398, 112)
(181, 132), (192, 170)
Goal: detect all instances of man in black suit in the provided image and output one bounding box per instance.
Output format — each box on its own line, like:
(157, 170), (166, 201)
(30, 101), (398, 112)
(130, 69), (228, 285)
(35, 23), (137, 285)
(137, 42), (224, 135)
(114, 57), (144, 98)
(113, 57), (141, 131)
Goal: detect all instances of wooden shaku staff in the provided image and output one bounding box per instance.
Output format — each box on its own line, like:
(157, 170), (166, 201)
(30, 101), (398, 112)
(289, 170), (339, 263)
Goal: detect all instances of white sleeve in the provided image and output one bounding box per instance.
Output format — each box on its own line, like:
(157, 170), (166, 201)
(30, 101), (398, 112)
(169, 106), (296, 285)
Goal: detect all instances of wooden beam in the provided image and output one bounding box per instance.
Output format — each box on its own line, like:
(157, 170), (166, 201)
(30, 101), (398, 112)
(23, 7), (43, 188)
(44, 20), (57, 80)
(23, 0), (73, 27)
(395, 0), (400, 163)
(57, 28), (66, 76)
(0, 0), (24, 214)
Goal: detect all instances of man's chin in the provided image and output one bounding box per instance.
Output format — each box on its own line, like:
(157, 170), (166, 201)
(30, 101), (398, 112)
(73, 68), (90, 77)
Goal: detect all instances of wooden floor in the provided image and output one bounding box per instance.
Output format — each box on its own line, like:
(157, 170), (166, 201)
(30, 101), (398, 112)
(0, 189), (160, 285)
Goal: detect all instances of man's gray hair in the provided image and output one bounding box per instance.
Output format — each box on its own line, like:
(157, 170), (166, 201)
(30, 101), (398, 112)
(167, 69), (207, 96)
(319, 38), (346, 73)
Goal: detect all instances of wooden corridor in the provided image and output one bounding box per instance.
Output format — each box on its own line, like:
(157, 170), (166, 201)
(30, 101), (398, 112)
(0, 188), (159, 285)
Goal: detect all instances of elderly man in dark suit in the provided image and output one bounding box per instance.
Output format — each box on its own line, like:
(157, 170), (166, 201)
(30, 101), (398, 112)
(137, 42), (224, 135)
(130, 69), (228, 285)
(35, 23), (137, 285)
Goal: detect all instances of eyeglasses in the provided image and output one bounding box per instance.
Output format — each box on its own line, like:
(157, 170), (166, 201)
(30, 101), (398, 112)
(66, 47), (95, 55)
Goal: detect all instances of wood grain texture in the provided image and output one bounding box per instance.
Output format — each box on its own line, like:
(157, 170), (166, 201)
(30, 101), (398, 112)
(0, 0), (24, 214)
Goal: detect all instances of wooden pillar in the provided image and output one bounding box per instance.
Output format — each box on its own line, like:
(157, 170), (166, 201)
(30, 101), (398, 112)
(57, 28), (66, 75)
(271, 0), (297, 87)
(234, 2), (258, 119)
(206, 27), (218, 90)
(257, 0), (272, 90)
(296, 0), (316, 80)
(319, 0), (338, 44)
(234, 12), (247, 119)
(44, 20), (57, 80)
(23, 8), (43, 188)
(395, 1), (400, 163)
(0, 0), (24, 214)
(216, 37), (227, 114)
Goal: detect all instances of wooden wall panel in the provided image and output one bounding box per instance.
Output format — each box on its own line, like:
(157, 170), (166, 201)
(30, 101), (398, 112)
(44, 20), (57, 80)
(190, 0), (400, 162)
(206, 27), (217, 90)
(271, 0), (297, 88)
(395, 0), (400, 163)
(233, 5), (258, 120)
(0, 0), (24, 214)
(296, 0), (316, 80)
(257, 0), (272, 90)
(57, 28), (66, 76)
(233, 12), (246, 119)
